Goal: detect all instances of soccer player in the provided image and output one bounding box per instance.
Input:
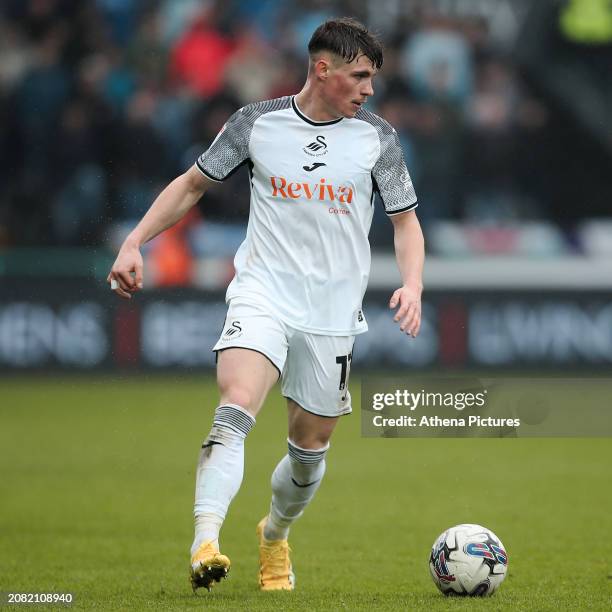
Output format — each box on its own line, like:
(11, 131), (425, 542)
(108, 17), (424, 592)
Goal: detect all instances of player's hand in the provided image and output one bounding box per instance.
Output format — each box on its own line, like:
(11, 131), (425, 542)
(107, 241), (144, 299)
(389, 284), (422, 337)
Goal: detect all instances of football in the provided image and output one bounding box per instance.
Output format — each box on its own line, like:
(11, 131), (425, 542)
(429, 524), (508, 596)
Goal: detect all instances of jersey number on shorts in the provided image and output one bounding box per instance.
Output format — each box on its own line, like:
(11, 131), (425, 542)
(335, 352), (353, 391)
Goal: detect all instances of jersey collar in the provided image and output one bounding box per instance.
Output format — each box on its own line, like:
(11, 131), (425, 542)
(291, 96), (344, 126)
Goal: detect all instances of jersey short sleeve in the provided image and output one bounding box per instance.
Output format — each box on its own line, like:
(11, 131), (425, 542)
(359, 110), (418, 215)
(196, 107), (252, 182)
(195, 97), (292, 182)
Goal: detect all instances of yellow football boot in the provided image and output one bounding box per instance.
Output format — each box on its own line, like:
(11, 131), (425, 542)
(190, 540), (230, 592)
(256, 516), (295, 591)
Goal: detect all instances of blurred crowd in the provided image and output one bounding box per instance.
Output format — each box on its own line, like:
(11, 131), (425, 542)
(0, 0), (568, 251)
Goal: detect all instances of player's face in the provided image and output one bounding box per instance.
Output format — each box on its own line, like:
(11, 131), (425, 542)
(325, 54), (377, 118)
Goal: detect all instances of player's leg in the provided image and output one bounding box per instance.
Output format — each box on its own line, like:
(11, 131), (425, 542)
(194, 347), (278, 548)
(257, 404), (337, 591)
(265, 402), (337, 541)
(257, 332), (354, 590)
(191, 348), (279, 591)
(191, 302), (287, 591)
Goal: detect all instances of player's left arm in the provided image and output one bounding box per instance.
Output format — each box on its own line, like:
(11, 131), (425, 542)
(389, 210), (424, 337)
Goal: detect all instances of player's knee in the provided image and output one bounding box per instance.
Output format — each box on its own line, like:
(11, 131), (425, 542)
(218, 385), (257, 413)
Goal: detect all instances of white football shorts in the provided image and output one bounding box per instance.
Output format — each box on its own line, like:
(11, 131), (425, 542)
(213, 299), (355, 417)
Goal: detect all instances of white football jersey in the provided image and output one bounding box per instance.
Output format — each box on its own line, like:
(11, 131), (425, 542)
(195, 96), (417, 335)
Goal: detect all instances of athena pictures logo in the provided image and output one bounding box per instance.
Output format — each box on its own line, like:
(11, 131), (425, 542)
(303, 135), (328, 157)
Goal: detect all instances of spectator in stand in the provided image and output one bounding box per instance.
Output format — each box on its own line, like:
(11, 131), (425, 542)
(16, 27), (69, 190)
(223, 24), (282, 106)
(401, 12), (473, 106)
(169, 5), (234, 98)
(397, 12), (473, 223)
(95, 0), (140, 46)
(51, 54), (118, 244)
(464, 56), (549, 221)
(114, 89), (166, 219)
(266, 52), (305, 99)
(125, 8), (168, 89)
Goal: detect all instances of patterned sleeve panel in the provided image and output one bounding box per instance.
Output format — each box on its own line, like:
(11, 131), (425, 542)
(359, 109), (418, 215)
(196, 97), (291, 182)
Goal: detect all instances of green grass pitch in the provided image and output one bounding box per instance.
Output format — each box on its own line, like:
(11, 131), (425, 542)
(1, 376), (610, 611)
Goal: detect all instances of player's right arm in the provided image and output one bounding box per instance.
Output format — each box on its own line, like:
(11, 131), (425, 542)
(107, 165), (213, 299)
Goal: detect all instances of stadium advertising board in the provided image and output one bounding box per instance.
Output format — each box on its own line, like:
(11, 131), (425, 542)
(1, 284), (612, 371)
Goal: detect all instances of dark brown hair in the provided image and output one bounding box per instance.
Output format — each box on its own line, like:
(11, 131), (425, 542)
(308, 17), (383, 69)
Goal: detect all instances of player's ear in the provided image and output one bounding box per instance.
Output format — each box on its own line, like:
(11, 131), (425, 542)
(313, 56), (331, 81)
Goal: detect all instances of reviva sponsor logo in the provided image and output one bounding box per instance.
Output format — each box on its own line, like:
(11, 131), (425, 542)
(270, 176), (353, 204)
